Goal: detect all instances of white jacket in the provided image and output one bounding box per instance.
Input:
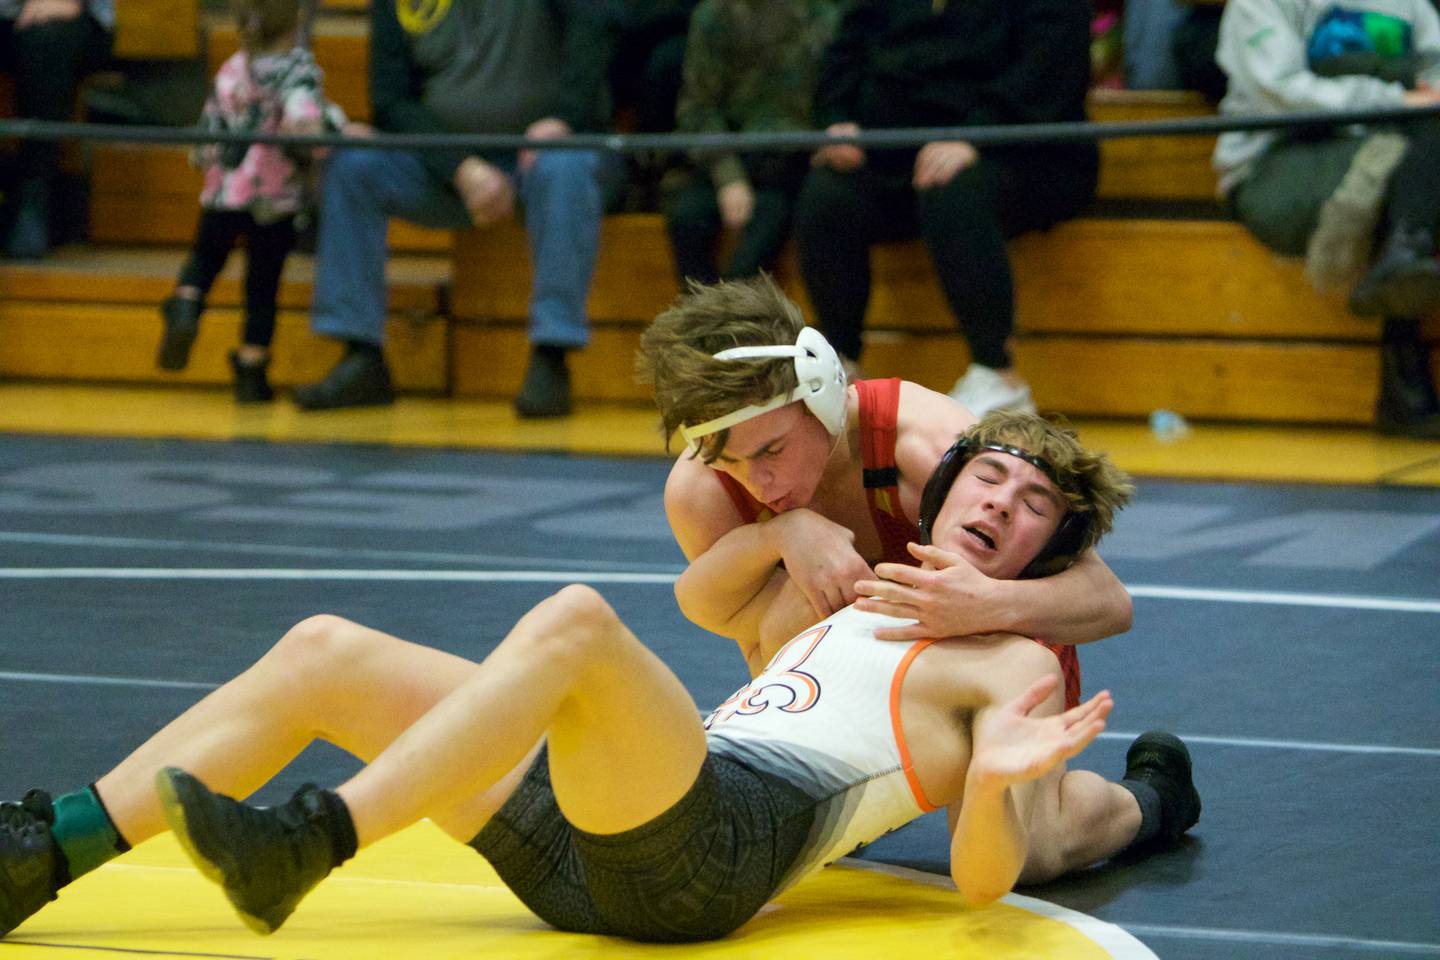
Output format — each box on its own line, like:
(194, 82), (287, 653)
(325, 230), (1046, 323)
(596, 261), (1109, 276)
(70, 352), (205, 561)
(1213, 0), (1440, 194)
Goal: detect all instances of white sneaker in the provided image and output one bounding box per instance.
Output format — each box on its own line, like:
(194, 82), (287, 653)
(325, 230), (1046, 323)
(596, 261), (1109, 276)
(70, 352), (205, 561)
(947, 364), (1037, 417)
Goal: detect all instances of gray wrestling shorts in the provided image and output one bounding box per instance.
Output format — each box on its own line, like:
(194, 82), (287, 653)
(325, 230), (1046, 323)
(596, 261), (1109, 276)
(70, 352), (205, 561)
(468, 745), (818, 943)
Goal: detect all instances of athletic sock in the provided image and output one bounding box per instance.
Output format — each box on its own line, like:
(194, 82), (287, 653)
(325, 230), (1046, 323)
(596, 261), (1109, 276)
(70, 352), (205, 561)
(49, 785), (131, 886)
(312, 787), (358, 869)
(1117, 778), (1163, 847)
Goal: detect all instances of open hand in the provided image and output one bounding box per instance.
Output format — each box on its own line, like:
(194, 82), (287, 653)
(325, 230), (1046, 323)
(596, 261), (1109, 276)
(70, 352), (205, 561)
(970, 676), (1112, 790)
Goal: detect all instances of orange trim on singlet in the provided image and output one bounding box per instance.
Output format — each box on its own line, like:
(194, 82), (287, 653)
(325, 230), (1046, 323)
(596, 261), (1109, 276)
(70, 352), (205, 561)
(889, 638), (943, 814)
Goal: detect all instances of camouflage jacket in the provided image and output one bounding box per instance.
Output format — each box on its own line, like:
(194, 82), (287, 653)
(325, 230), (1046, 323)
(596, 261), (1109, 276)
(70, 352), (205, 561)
(676, 0), (841, 188)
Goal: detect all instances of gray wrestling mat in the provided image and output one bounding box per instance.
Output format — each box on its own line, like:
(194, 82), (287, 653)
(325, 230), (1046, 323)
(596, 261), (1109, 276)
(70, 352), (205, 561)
(2, 434), (1437, 960)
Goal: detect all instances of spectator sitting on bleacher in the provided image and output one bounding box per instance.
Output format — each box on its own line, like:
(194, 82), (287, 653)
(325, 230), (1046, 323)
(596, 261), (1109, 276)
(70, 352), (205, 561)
(611, 0), (699, 137)
(0, 0), (113, 260)
(1214, 0), (1440, 438)
(609, 0), (700, 210)
(661, 0), (840, 287)
(156, 0), (346, 404)
(792, 0), (1098, 417)
(294, 0), (619, 417)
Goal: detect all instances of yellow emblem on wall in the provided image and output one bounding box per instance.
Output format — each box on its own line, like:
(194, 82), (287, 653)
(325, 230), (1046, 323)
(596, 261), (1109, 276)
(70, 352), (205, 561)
(397, 0), (451, 34)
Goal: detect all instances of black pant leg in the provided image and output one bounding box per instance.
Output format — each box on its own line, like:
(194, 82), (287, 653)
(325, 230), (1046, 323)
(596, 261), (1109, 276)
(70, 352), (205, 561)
(723, 187), (795, 281)
(917, 146), (1098, 370)
(11, 14), (112, 180)
(1384, 117), (1440, 234)
(239, 216), (298, 348)
(915, 159), (1016, 370)
(179, 209), (248, 298)
(662, 174), (722, 287)
(793, 167), (914, 361)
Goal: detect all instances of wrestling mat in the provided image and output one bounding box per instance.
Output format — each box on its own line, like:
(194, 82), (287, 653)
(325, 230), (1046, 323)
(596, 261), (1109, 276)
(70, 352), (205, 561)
(3, 821), (1156, 959)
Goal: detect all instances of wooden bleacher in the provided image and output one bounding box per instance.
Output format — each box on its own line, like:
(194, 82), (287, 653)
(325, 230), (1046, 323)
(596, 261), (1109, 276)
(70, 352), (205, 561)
(8, 10), (1439, 424)
(0, 249), (448, 392)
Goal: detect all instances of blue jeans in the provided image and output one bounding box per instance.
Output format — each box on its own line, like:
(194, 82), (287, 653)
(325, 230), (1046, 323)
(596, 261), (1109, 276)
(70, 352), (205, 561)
(311, 147), (617, 349)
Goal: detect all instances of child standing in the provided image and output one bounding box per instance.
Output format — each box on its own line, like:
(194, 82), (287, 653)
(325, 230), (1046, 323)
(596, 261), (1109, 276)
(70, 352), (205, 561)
(157, 0), (343, 402)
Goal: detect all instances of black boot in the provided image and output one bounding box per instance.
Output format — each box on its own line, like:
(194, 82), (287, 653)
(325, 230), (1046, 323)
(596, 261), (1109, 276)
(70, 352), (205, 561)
(1375, 328), (1440, 438)
(229, 350), (275, 403)
(156, 768), (355, 935)
(3, 178), (51, 261)
(293, 347), (394, 411)
(1349, 223), (1440, 319)
(514, 345), (573, 418)
(0, 790), (64, 937)
(157, 295), (204, 371)
(1122, 732), (1201, 847)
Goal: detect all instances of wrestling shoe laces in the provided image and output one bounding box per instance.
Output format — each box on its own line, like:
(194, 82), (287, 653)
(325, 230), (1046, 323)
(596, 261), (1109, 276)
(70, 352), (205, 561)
(1125, 731), (1201, 843)
(156, 769), (354, 935)
(0, 790), (62, 937)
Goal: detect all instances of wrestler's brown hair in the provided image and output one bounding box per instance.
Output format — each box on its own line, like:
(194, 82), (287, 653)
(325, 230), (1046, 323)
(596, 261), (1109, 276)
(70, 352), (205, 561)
(636, 275), (808, 462)
(967, 410), (1134, 556)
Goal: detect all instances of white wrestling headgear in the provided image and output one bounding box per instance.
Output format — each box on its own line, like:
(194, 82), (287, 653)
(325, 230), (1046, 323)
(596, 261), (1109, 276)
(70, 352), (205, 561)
(679, 326), (848, 448)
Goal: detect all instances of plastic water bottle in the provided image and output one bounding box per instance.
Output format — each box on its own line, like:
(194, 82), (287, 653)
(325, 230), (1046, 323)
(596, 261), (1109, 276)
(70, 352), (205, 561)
(1149, 409), (1190, 444)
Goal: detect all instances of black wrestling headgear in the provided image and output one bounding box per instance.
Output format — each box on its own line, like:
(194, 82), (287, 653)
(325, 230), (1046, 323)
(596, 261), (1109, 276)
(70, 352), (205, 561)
(916, 437), (1091, 580)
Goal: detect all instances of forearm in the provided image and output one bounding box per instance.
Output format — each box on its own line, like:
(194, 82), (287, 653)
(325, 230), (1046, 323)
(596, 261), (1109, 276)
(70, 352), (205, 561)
(1001, 552), (1131, 646)
(674, 523), (786, 644)
(949, 776), (1027, 906)
(754, 578), (823, 671)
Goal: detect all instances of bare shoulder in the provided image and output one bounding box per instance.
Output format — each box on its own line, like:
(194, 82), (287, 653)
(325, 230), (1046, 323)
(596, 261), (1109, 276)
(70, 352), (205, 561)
(893, 381), (977, 482)
(915, 634), (1063, 708)
(664, 452), (746, 560)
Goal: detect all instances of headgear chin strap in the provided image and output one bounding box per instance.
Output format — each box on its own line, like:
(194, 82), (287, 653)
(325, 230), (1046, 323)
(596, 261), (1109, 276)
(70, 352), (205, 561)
(916, 437), (1091, 580)
(679, 326), (849, 448)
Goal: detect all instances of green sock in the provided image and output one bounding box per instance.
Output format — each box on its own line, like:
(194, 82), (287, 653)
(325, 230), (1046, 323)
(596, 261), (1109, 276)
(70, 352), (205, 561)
(49, 786), (130, 884)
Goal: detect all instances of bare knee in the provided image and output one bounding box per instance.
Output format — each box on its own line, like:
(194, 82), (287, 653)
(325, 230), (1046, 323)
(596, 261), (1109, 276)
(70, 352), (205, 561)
(260, 615), (388, 691)
(520, 585), (626, 667)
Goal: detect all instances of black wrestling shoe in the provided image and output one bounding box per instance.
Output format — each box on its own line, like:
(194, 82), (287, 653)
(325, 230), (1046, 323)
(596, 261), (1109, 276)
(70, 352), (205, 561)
(1124, 732), (1201, 844)
(0, 790), (63, 937)
(156, 769), (353, 935)
(157, 295), (203, 371)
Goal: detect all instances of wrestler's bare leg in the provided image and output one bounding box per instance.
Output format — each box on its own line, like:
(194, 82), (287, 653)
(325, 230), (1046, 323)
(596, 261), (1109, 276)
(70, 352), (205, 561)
(95, 616), (514, 846)
(339, 584), (709, 846)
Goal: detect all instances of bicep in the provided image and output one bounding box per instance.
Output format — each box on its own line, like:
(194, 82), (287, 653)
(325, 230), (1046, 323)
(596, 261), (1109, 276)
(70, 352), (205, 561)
(664, 460), (746, 561)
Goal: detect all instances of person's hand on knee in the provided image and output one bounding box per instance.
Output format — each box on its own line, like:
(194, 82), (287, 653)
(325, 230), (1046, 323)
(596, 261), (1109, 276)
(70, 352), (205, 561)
(813, 123), (866, 172)
(913, 141), (978, 189)
(718, 180), (755, 230)
(15, 0), (81, 29)
(519, 117), (573, 174)
(454, 156), (515, 228)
